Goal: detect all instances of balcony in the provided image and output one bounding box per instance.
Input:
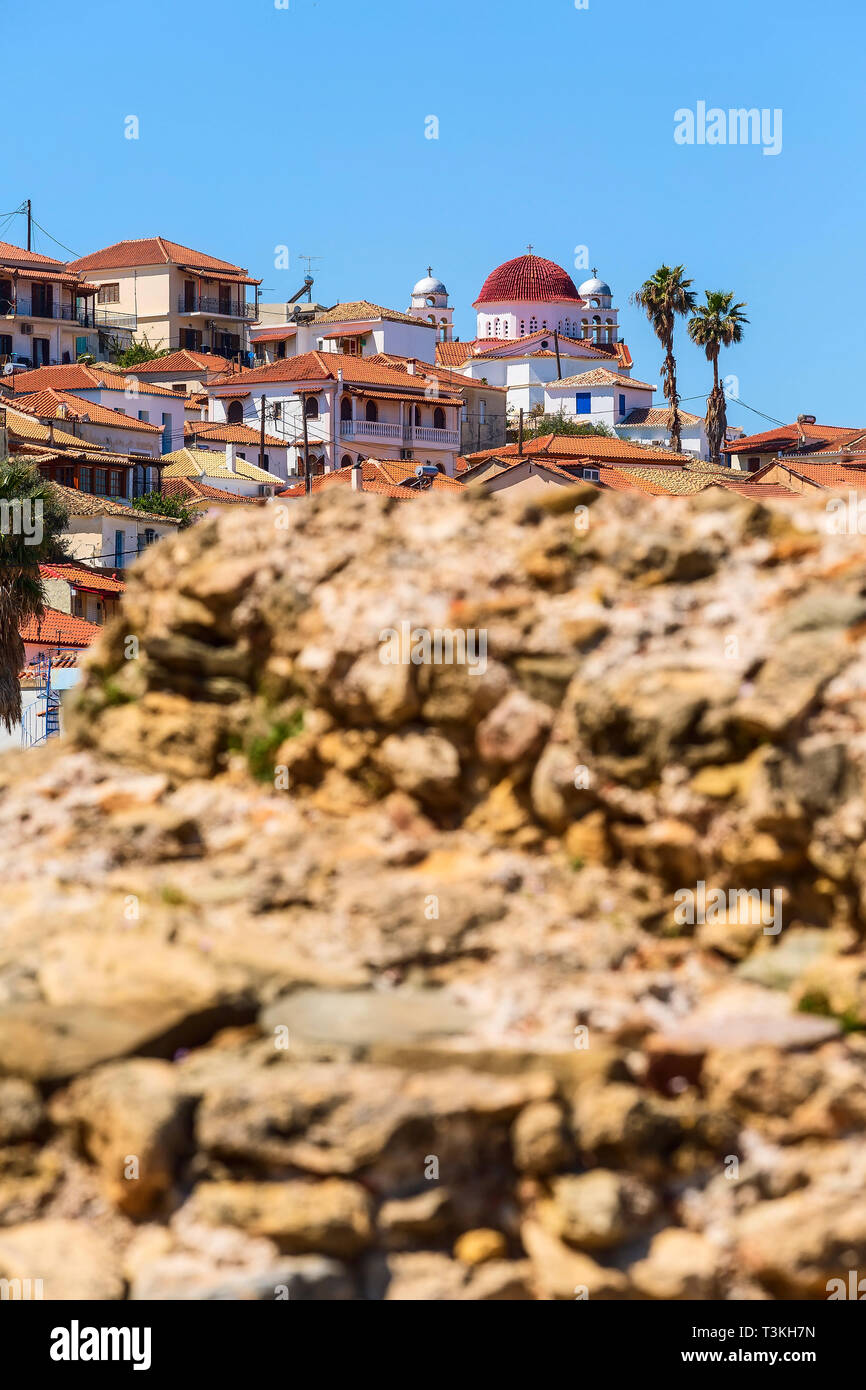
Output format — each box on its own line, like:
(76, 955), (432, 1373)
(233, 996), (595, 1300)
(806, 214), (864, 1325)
(340, 421), (460, 449)
(177, 296), (257, 320)
(94, 307), (137, 330)
(5, 299), (95, 326)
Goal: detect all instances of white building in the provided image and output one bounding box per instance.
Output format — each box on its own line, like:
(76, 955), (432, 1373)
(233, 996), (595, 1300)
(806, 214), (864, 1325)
(206, 351), (462, 478)
(406, 269), (454, 341)
(251, 298), (440, 366)
(67, 237), (259, 360)
(0, 241), (100, 369)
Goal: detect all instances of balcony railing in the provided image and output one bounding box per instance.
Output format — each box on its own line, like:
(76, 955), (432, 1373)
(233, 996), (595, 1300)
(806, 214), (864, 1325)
(4, 298), (95, 325)
(177, 296), (257, 320)
(94, 307), (137, 330)
(340, 420), (403, 441)
(340, 421), (459, 448)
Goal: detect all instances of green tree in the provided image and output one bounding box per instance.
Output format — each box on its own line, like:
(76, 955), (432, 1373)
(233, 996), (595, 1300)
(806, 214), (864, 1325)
(114, 337), (171, 369)
(527, 411), (614, 439)
(631, 265), (696, 453)
(0, 462), (69, 729)
(687, 291), (749, 463)
(131, 491), (194, 529)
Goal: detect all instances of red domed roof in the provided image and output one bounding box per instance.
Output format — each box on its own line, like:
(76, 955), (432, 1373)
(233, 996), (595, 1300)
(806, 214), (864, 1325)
(473, 254), (583, 307)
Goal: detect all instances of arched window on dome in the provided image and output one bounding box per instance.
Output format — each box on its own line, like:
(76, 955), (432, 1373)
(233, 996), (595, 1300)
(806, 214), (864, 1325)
(592, 315), (601, 342)
(426, 296), (436, 307)
(541, 320), (547, 331)
(428, 315), (436, 324)
(519, 320), (525, 336)
(529, 317), (537, 333)
(605, 318), (614, 343)
(493, 318), (500, 337)
(486, 320), (492, 336)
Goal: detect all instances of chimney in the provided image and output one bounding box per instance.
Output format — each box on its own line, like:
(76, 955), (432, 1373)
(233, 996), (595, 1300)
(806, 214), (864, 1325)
(406, 361), (415, 376)
(351, 459), (363, 491)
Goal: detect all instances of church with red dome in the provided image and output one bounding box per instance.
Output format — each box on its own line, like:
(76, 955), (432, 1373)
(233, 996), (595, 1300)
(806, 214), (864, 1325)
(471, 250), (619, 346)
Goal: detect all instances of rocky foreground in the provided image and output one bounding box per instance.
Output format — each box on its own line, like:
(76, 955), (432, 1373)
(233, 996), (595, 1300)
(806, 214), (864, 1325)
(1, 484), (865, 1299)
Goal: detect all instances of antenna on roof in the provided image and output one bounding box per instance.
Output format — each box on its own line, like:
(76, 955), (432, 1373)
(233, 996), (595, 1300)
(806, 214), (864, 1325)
(298, 255), (323, 298)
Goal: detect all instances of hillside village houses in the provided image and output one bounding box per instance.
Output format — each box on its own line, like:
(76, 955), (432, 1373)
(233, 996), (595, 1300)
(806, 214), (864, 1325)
(67, 238), (260, 360)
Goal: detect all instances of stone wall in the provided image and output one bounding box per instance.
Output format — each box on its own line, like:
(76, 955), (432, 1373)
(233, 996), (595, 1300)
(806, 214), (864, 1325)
(0, 484), (865, 1299)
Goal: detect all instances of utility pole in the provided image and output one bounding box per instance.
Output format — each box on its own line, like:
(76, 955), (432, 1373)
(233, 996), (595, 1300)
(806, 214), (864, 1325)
(25, 199), (31, 251)
(259, 394), (266, 472)
(301, 393), (311, 495)
(518, 407), (524, 457)
(553, 328), (562, 381)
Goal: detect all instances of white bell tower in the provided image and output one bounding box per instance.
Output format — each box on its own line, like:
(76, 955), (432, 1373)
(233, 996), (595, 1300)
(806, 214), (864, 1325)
(408, 267), (453, 342)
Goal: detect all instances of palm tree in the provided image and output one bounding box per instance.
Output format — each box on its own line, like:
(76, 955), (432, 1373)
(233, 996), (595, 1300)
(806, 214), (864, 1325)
(0, 460), (69, 730)
(632, 266), (696, 453)
(688, 291), (749, 463)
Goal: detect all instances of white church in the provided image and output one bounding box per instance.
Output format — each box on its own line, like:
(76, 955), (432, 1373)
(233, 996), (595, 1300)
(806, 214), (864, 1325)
(434, 250), (712, 458)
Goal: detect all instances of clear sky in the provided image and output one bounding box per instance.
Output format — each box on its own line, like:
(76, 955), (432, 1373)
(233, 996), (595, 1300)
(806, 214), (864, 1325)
(4, 0), (863, 430)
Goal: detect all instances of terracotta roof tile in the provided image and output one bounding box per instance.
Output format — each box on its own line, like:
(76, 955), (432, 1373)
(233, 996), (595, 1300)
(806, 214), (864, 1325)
(550, 368), (656, 392)
(15, 389), (162, 433)
(68, 237), (259, 284)
(20, 606), (102, 647)
(39, 562), (125, 593)
(133, 350), (236, 376)
(313, 300), (434, 328)
(184, 421), (284, 447)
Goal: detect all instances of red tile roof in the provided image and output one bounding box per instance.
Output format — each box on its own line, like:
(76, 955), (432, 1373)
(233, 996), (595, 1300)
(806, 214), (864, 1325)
(208, 351), (462, 396)
(132, 350), (236, 376)
(20, 607), (102, 647)
(161, 476), (260, 507)
(68, 237), (260, 284)
(550, 367), (656, 392)
(721, 423), (863, 455)
(622, 406), (703, 427)
(474, 254), (583, 306)
(39, 562), (125, 594)
(278, 458), (464, 498)
(184, 421), (284, 447)
(464, 433), (692, 465)
(365, 354), (508, 393)
(7, 364), (181, 398)
(15, 389), (163, 433)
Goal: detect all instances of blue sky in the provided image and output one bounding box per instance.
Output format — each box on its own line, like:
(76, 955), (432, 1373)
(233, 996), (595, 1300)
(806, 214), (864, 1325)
(4, 0), (863, 429)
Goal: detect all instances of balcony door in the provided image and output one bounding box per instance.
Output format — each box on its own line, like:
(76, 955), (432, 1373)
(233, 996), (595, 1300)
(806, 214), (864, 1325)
(0, 279), (11, 315)
(31, 283), (53, 318)
(183, 280), (196, 312)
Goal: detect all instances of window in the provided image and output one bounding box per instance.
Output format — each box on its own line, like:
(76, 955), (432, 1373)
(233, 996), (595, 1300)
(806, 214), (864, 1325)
(365, 400), (378, 423)
(93, 468), (108, 495)
(479, 399), (486, 424)
(145, 529), (156, 547)
(575, 393), (592, 415)
(304, 396), (319, 418)
(461, 402), (468, 423)
(79, 467), (91, 492)
(98, 284), (120, 304)
(340, 396), (352, 421)
(583, 467), (599, 482)
(262, 455), (270, 470)
(138, 410), (150, 423)
(619, 394), (626, 419)
(341, 455), (352, 469)
(486, 321), (492, 336)
(0, 334), (11, 356)
(226, 400), (244, 424)
(748, 456), (761, 472)
(529, 318), (537, 333)
(414, 405), (422, 426)
(72, 593), (85, 618)
(109, 471), (123, 497)
(433, 405), (446, 430)
(114, 530), (124, 567)
(276, 341), (286, 359)
(519, 321), (525, 337)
